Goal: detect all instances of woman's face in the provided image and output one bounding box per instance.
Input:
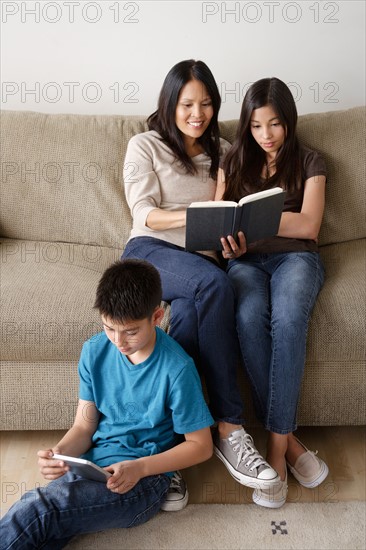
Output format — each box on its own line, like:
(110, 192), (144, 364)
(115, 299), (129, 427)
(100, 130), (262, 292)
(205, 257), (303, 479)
(175, 79), (214, 143)
(250, 104), (286, 158)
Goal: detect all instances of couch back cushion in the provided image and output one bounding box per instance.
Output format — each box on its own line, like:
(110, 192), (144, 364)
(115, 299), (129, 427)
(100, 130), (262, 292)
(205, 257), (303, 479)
(0, 111), (147, 249)
(1, 107), (364, 248)
(220, 106), (365, 247)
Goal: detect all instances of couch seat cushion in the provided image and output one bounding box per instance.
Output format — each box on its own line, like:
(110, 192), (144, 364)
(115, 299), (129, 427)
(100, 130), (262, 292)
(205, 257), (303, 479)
(1, 239), (122, 361)
(309, 239), (366, 362)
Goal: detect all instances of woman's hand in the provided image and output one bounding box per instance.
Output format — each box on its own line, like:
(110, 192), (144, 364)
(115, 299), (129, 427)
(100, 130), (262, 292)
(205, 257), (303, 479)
(220, 231), (246, 260)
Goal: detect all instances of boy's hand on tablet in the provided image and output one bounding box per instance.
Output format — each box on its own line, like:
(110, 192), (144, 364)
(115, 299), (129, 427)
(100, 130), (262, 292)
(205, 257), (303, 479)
(105, 460), (144, 494)
(37, 448), (69, 480)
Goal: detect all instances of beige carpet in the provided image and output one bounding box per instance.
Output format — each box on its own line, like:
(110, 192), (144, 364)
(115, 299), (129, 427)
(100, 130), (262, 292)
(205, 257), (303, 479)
(65, 501), (365, 550)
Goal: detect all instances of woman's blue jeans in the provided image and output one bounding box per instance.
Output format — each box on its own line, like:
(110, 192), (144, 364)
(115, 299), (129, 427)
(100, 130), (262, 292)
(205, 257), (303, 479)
(0, 472), (170, 550)
(227, 251), (325, 434)
(122, 237), (244, 424)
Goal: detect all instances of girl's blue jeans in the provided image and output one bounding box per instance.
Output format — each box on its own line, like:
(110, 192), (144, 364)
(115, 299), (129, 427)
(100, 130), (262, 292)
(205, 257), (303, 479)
(227, 251), (325, 434)
(0, 472), (170, 550)
(122, 237), (245, 424)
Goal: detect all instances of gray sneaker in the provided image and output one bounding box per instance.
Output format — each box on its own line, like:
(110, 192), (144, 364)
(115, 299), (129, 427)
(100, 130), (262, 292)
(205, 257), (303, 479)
(160, 471), (189, 512)
(213, 427), (280, 489)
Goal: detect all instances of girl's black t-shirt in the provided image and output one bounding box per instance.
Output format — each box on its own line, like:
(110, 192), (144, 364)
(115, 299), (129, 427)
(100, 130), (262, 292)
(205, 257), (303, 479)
(230, 145), (327, 254)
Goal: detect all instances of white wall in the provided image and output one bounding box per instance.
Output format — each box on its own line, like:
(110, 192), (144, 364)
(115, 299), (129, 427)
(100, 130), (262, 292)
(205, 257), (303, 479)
(1, 0), (365, 119)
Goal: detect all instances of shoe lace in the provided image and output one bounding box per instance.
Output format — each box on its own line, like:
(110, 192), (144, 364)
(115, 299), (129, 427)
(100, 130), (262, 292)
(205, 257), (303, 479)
(169, 472), (183, 493)
(229, 431), (267, 471)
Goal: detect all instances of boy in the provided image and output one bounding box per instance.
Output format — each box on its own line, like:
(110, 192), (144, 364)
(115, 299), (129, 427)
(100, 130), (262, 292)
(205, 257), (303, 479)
(1, 259), (214, 549)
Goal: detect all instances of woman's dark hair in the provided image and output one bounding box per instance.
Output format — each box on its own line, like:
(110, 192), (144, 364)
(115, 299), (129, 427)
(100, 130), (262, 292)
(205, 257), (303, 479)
(222, 77), (302, 200)
(94, 259), (162, 323)
(147, 59), (222, 179)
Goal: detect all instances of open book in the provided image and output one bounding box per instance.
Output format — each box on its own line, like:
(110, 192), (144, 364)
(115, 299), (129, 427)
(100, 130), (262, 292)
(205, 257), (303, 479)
(185, 187), (286, 251)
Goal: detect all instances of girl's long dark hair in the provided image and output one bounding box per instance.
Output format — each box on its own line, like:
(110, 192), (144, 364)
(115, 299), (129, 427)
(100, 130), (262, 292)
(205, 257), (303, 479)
(147, 59), (222, 179)
(222, 77), (302, 201)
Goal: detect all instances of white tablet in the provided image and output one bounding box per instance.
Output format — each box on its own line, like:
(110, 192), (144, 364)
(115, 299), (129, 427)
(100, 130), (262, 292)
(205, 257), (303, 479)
(53, 454), (111, 483)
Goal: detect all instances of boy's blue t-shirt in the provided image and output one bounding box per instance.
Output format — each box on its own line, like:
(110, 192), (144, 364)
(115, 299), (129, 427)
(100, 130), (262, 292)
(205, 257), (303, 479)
(78, 327), (214, 468)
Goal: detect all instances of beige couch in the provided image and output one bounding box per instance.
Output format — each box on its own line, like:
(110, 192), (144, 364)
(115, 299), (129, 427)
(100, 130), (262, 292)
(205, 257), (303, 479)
(1, 107), (365, 431)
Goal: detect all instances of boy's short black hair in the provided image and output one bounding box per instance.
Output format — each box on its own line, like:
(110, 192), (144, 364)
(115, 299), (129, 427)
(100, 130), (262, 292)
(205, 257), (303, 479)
(94, 259), (162, 322)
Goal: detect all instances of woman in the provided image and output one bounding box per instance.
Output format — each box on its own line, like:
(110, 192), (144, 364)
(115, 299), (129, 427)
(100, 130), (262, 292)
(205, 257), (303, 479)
(122, 60), (279, 495)
(216, 77), (329, 507)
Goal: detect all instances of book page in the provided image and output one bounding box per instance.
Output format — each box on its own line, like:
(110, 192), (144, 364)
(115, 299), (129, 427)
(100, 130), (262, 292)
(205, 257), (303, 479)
(189, 200), (238, 208)
(238, 187), (284, 206)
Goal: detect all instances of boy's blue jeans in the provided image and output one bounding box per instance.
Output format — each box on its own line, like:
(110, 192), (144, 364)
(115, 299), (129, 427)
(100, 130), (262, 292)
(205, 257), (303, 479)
(122, 237), (245, 424)
(227, 251), (325, 434)
(0, 472), (170, 550)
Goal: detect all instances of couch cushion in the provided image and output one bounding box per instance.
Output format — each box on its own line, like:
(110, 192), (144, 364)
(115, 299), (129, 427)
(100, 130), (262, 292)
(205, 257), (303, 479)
(219, 106), (366, 247)
(0, 361), (79, 430)
(0, 238), (172, 363)
(0, 239), (122, 361)
(308, 238), (365, 362)
(0, 111), (147, 248)
(2, 107), (364, 251)
(297, 107), (365, 246)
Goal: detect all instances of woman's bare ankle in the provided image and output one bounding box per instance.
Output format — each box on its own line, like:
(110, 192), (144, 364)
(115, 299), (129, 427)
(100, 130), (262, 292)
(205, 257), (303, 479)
(217, 421), (242, 439)
(285, 433), (307, 466)
(266, 432), (288, 480)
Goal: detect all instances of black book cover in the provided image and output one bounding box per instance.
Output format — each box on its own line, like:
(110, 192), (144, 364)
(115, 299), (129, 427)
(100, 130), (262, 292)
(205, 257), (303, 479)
(185, 205), (234, 251)
(233, 192), (285, 244)
(185, 188), (285, 251)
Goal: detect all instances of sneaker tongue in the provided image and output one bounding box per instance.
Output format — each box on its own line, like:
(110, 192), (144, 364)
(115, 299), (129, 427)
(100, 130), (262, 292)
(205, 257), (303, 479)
(230, 428), (245, 439)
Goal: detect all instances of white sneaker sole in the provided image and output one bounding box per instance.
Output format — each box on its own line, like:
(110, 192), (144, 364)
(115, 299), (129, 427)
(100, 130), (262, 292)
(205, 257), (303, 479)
(160, 489), (189, 512)
(214, 445), (280, 490)
(252, 470), (288, 509)
(252, 486), (287, 508)
(288, 460), (329, 488)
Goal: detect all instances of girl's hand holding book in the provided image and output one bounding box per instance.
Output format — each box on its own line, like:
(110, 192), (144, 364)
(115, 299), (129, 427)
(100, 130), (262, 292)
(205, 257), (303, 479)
(221, 231), (246, 259)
